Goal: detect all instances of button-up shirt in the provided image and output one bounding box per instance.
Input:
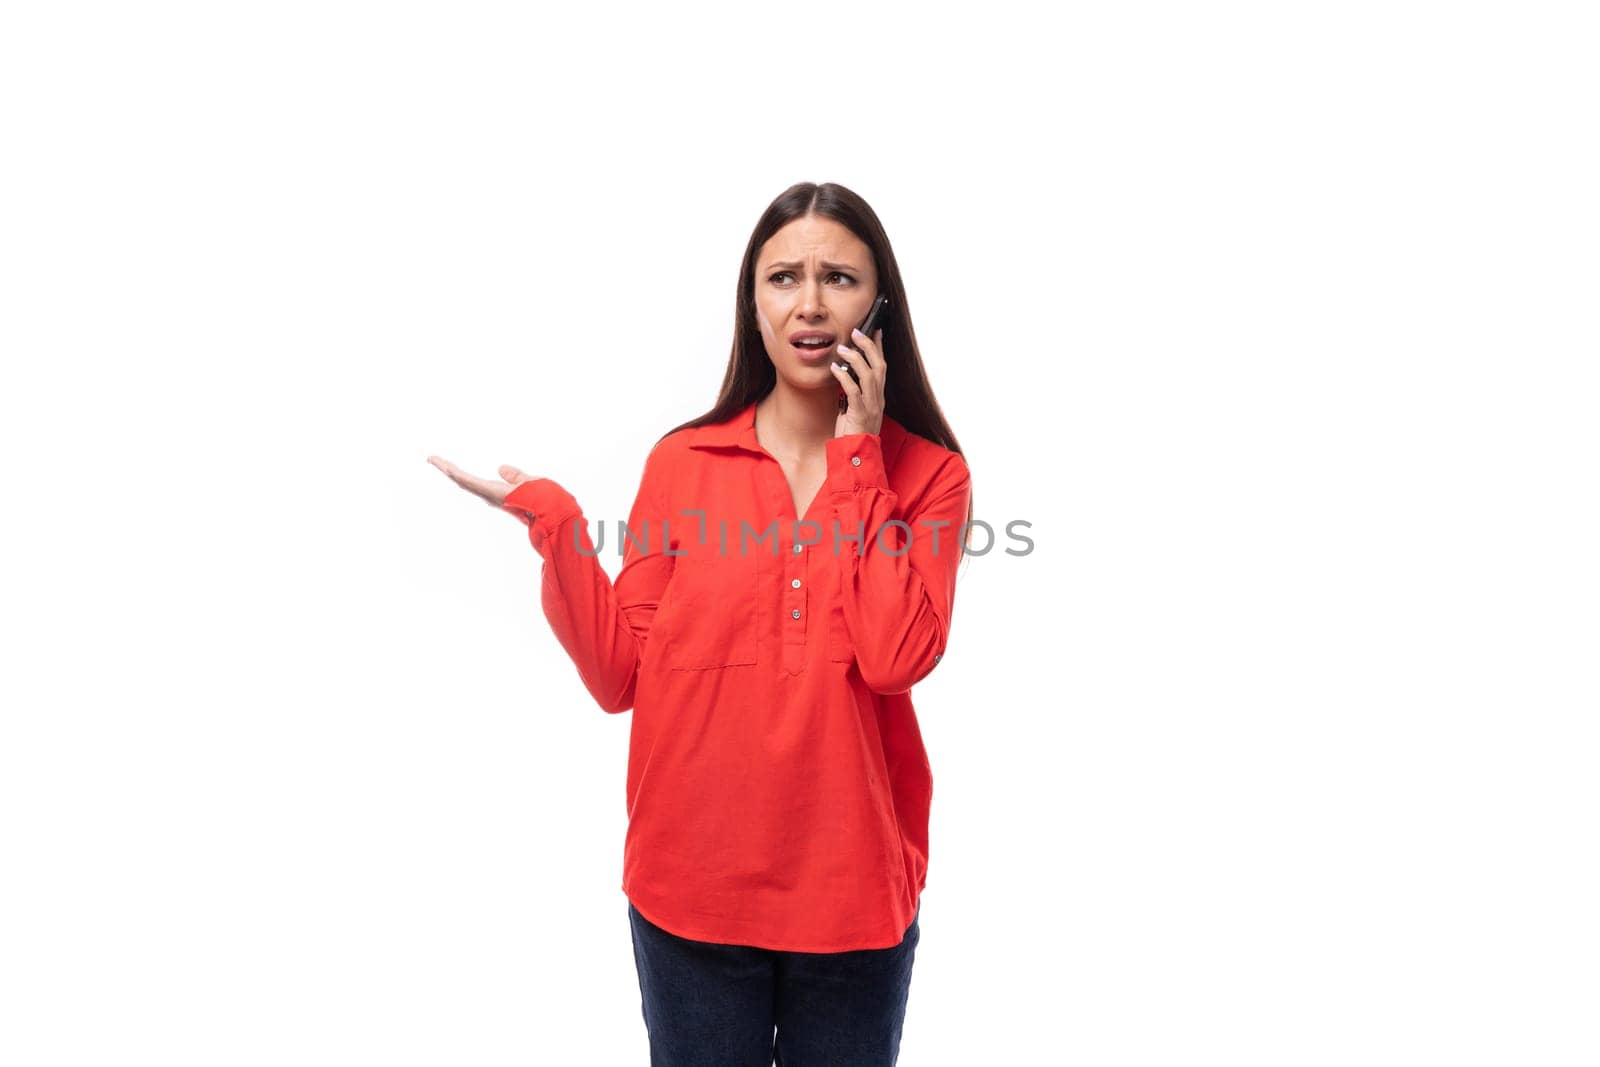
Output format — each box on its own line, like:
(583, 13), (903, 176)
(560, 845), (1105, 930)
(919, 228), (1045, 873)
(500, 399), (972, 951)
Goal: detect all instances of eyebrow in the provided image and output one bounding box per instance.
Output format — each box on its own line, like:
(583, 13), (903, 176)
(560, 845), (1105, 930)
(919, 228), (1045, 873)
(763, 260), (861, 273)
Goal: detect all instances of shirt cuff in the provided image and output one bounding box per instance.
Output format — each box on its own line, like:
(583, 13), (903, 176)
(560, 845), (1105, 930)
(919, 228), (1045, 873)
(502, 478), (583, 554)
(825, 432), (889, 493)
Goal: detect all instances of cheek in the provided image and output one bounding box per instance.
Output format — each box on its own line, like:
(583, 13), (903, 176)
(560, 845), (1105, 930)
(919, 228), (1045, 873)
(755, 297), (791, 343)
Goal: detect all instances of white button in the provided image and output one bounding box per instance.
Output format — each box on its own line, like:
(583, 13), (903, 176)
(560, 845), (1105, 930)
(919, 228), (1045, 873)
(850, 456), (862, 466)
(791, 608), (802, 619)
(793, 544), (803, 554)
(791, 578), (802, 588)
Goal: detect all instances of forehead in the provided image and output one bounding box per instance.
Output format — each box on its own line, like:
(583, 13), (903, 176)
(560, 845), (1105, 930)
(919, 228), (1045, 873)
(757, 215), (871, 265)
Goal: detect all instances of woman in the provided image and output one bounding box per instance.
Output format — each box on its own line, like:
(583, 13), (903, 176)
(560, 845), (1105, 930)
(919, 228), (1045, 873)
(430, 181), (973, 1065)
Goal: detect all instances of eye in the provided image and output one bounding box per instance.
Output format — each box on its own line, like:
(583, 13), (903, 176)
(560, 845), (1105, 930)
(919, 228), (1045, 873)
(826, 271), (856, 285)
(769, 271), (795, 285)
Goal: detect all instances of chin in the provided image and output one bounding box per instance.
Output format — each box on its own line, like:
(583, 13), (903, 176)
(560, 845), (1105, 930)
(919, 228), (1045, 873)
(770, 359), (835, 389)
(792, 369), (839, 393)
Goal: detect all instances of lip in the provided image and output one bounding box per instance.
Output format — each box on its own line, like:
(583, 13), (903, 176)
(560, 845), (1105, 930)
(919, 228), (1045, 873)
(791, 341), (838, 362)
(788, 331), (838, 361)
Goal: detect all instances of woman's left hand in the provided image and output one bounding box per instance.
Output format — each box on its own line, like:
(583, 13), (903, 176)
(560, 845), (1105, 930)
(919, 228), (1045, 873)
(831, 327), (886, 437)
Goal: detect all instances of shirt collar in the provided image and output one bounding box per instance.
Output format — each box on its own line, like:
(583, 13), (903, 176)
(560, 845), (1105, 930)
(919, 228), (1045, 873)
(688, 399), (909, 468)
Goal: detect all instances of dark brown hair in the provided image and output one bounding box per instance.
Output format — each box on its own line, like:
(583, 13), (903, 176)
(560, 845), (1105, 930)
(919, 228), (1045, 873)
(660, 181), (974, 549)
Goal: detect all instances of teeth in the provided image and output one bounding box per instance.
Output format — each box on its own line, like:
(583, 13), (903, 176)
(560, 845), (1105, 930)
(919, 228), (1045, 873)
(795, 338), (833, 347)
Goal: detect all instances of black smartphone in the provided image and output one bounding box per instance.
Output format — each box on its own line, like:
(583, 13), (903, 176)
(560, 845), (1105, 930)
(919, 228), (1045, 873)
(841, 293), (889, 387)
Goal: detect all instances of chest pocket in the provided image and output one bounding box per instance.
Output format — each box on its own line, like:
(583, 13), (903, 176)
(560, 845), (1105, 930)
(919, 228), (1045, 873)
(660, 553), (758, 670)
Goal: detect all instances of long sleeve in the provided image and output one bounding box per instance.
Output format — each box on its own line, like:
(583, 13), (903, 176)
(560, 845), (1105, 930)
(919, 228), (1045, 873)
(500, 447), (676, 713)
(823, 432), (972, 695)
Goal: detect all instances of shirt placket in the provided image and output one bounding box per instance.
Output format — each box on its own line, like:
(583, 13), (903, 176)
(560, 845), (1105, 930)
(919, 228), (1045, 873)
(747, 455), (819, 676)
(737, 424), (828, 676)
(781, 529), (814, 674)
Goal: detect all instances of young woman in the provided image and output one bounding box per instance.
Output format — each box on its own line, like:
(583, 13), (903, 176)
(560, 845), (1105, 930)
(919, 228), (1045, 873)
(430, 181), (973, 1065)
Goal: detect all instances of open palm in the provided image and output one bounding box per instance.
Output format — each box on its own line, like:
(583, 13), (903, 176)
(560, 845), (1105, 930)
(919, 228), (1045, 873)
(427, 455), (537, 524)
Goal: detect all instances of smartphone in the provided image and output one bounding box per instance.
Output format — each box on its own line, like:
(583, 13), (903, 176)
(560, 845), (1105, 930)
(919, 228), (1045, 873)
(841, 293), (889, 387)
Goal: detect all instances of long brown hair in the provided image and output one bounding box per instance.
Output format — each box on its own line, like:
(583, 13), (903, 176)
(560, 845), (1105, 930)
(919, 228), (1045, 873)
(660, 181), (975, 550)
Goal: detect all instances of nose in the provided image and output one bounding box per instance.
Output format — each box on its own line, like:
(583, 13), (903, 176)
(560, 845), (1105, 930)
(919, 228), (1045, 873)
(797, 276), (827, 320)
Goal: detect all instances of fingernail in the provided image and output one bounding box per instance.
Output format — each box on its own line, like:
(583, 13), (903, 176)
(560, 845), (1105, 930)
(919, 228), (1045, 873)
(851, 328), (864, 338)
(836, 343), (849, 352)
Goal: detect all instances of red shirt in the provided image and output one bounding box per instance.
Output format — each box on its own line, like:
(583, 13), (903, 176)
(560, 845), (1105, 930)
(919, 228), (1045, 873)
(501, 399), (971, 951)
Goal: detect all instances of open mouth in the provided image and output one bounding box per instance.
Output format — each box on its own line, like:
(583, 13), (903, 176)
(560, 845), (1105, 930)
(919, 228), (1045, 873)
(790, 335), (837, 359)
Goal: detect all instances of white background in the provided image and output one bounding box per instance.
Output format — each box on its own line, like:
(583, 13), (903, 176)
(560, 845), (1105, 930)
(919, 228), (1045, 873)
(3, 2), (1596, 1064)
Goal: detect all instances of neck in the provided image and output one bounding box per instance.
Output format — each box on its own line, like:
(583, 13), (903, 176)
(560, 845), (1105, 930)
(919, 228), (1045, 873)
(755, 381), (837, 462)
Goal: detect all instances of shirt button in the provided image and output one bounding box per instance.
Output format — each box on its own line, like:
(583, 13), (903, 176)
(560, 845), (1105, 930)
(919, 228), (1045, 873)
(934, 653), (942, 663)
(792, 544), (803, 554)
(850, 456), (861, 466)
(791, 608), (802, 619)
(791, 578), (802, 588)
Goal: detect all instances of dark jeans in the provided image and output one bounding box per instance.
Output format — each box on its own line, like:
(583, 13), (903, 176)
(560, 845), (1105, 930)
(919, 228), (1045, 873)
(627, 899), (921, 1066)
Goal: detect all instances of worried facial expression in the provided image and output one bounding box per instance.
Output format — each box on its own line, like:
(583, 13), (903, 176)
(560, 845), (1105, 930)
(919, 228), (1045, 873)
(753, 215), (880, 388)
